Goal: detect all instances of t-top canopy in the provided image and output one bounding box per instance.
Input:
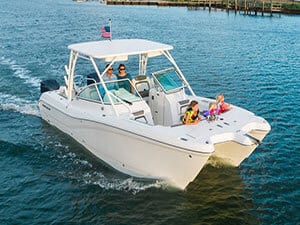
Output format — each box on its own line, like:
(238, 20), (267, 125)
(68, 39), (173, 61)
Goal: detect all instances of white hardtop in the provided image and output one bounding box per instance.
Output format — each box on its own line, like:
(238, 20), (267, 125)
(68, 39), (173, 60)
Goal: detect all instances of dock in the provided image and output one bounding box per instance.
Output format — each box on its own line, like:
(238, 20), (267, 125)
(106, 0), (300, 16)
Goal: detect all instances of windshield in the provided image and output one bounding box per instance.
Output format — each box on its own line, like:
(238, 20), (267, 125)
(152, 68), (185, 93)
(97, 79), (141, 104)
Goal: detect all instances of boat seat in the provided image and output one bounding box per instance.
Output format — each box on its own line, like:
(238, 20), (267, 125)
(89, 89), (100, 101)
(132, 75), (151, 98)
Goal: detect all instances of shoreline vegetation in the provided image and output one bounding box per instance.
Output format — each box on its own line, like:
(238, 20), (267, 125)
(104, 0), (300, 15)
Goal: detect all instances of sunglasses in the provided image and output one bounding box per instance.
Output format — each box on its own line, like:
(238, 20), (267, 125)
(108, 68), (113, 71)
(119, 68), (125, 70)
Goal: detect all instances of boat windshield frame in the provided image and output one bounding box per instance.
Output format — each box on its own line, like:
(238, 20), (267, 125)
(77, 78), (143, 105)
(152, 67), (187, 94)
(97, 78), (142, 105)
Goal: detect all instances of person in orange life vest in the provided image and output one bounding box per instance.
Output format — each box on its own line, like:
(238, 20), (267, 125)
(182, 100), (201, 125)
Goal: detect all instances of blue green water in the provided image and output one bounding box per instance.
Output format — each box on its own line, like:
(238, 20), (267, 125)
(0, 0), (299, 224)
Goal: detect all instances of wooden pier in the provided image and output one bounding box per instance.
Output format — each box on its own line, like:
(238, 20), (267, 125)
(106, 0), (299, 16)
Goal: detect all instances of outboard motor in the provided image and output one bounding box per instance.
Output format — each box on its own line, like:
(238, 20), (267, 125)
(40, 79), (60, 94)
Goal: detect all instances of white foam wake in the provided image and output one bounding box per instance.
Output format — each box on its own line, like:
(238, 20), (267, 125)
(0, 56), (41, 88)
(56, 148), (166, 194)
(0, 92), (40, 116)
(82, 172), (166, 194)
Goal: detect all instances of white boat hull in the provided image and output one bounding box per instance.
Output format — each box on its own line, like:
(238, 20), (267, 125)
(39, 99), (210, 189)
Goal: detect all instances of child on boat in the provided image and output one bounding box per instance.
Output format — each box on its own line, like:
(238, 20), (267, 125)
(209, 102), (218, 115)
(182, 100), (201, 125)
(216, 94), (231, 113)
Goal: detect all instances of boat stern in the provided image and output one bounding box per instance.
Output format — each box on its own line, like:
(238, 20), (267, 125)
(209, 113), (271, 167)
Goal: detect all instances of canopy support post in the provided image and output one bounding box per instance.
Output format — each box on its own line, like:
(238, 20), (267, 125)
(65, 50), (78, 102)
(90, 57), (119, 116)
(139, 53), (148, 76)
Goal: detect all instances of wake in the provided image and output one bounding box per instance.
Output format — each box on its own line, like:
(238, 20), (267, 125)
(53, 142), (166, 194)
(0, 56), (43, 116)
(82, 174), (166, 194)
(0, 92), (40, 116)
(0, 56), (41, 88)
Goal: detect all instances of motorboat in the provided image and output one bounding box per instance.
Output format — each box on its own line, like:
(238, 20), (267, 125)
(39, 39), (271, 189)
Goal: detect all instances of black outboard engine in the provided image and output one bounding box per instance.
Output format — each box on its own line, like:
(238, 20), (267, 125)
(40, 79), (60, 94)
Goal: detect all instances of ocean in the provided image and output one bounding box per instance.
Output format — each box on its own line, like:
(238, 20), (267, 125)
(0, 0), (299, 224)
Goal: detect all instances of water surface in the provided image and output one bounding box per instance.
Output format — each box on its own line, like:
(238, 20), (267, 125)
(0, 1), (299, 224)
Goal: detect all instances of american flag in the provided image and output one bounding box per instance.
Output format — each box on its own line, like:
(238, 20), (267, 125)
(100, 26), (111, 39)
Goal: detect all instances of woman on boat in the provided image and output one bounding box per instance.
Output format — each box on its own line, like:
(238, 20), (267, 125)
(117, 64), (132, 92)
(103, 64), (117, 81)
(182, 100), (201, 125)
